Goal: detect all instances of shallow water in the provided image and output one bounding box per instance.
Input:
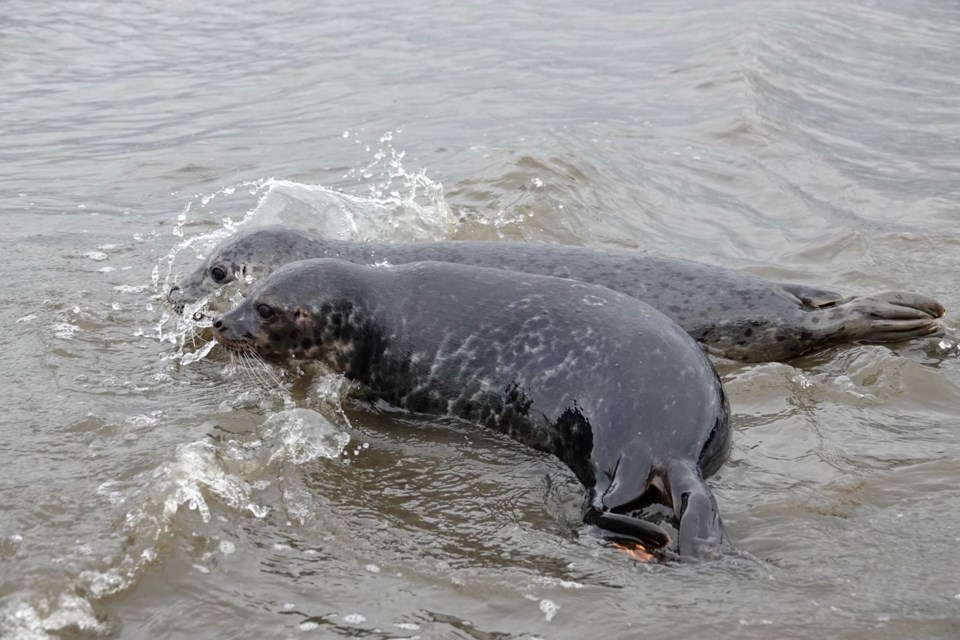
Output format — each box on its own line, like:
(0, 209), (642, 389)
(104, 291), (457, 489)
(3, 0), (960, 638)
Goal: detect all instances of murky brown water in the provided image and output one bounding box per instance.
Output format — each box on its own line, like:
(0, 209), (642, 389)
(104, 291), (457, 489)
(2, 0), (960, 638)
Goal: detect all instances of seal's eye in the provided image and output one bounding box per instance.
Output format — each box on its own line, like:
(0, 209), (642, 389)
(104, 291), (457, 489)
(211, 266), (228, 283)
(257, 303), (274, 320)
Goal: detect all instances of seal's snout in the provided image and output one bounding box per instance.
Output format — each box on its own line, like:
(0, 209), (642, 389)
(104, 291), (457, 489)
(212, 316), (235, 344)
(211, 315), (257, 353)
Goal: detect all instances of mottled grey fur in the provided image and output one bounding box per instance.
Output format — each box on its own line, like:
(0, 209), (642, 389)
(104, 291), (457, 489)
(173, 225), (945, 362)
(214, 259), (732, 559)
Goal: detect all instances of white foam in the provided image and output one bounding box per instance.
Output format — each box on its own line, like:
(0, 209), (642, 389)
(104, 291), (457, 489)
(51, 323), (79, 340)
(539, 599), (559, 622)
(0, 592), (109, 639)
(113, 284), (148, 294)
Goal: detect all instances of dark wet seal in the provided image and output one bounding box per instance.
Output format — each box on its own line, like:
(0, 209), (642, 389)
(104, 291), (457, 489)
(213, 259), (734, 561)
(172, 225), (946, 362)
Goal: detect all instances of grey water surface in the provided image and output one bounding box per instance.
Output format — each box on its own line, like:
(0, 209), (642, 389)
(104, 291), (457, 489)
(2, 0), (960, 638)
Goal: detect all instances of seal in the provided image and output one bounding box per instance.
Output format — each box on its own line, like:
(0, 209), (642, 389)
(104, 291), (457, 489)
(172, 225), (945, 362)
(212, 258), (733, 560)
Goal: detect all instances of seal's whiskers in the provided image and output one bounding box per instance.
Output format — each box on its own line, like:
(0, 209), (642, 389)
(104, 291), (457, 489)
(229, 350), (258, 388)
(245, 350), (287, 392)
(234, 349), (287, 395)
(189, 327), (211, 350)
(237, 351), (269, 390)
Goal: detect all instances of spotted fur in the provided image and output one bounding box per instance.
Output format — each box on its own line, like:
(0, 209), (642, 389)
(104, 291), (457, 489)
(214, 258), (732, 559)
(173, 226), (945, 362)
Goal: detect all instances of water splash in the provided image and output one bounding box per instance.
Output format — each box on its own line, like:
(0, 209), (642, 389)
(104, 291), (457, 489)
(0, 435), (288, 636)
(23, 402), (354, 627)
(937, 338), (959, 358)
(153, 132), (454, 367)
(178, 337), (216, 366)
(261, 408), (351, 466)
(76, 440), (269, 600)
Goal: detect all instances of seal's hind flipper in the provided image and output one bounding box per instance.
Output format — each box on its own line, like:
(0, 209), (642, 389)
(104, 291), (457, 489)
(664, 458), (730, 560)
(780, 283), (846, 309)
(835, 291), (945, 343)
(859, 291), (945, 318)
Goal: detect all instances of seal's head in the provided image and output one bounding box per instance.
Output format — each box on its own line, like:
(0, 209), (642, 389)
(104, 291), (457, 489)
(168, 226), (322, 313)
(211, 259), (378, 372)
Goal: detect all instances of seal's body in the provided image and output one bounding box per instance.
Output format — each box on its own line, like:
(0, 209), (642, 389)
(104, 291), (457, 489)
(213, 259), (732, 559)
(173, 226), (945, 362)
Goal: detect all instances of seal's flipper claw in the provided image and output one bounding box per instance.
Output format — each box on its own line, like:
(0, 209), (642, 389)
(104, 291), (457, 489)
(859, 318), (943, 342)
(665, 459), (730, 561)
(780, 283), (845, 310)
(583, 509), (672, 551)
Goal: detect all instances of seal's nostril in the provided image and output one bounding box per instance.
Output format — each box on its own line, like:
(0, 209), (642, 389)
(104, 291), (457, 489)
(213, 319), (224, 330)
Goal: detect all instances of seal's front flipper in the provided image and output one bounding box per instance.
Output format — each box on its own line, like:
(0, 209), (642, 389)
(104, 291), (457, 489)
(835, 291), (945, 343)
(582, 450), (673, 553)
(583, 508), (672, 551)
(664, 458), (730, 561)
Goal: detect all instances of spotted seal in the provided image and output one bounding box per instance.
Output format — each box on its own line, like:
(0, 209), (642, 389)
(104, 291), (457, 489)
(172, 225), (945, 362)
(213, 258), (732, 559)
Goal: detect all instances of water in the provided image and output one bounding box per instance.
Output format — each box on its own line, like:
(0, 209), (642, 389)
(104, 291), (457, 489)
(2, 0), (960, 637)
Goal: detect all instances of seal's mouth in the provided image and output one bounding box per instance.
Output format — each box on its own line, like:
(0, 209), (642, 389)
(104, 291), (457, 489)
(165, 286), (210, 318)
(164, 297), (210, 322)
